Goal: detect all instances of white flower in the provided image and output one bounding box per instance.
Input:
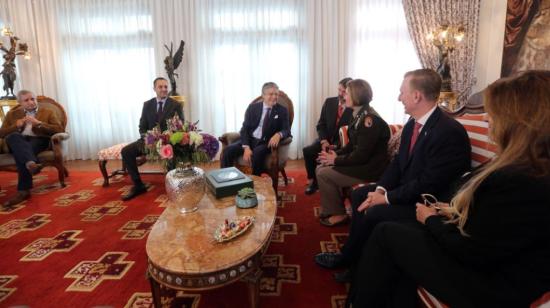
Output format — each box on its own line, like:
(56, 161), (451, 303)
(189, 131), (203, 146)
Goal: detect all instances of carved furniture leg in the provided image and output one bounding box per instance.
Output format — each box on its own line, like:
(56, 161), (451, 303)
(280, 168), (288, 186)
(148, 273), (162, 308)
(98, 160), (109, 187)
(243, 268), (262, 308)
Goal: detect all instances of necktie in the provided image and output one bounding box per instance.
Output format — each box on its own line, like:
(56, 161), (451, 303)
(261, 107), (271, 138)
(408, 122), (423, 154)
(335, 104), (344, 125)
(157, 101), (164, 123)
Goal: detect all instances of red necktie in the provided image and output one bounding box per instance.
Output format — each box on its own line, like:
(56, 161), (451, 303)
(336, 104), (344, 125)
(408, 122), (422, 154)
(261, 107), (271, 138)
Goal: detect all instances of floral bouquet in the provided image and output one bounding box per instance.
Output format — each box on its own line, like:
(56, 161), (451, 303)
(144, 114), (219, 170)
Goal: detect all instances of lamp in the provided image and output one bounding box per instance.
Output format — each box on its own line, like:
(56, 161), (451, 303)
(0, 26), (31, 99)
(427, 24), (465, 111)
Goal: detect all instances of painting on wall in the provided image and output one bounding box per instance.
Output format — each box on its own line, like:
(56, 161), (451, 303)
(501, 0), (550, 77)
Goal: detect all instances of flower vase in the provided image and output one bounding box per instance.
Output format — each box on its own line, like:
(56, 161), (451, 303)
(165, 165), (205, 214)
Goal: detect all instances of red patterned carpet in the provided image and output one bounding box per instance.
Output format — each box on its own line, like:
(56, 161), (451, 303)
(0, 168), (349, 307)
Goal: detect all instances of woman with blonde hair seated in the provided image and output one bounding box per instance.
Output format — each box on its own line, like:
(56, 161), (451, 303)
(316, 79), (390, 226)
(348, 70), (550, 307)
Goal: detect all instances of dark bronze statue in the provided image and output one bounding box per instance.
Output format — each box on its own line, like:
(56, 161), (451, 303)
(164, 40), (185, 96)
(436, 48), (452, 92)
(0, 35), (28, 99)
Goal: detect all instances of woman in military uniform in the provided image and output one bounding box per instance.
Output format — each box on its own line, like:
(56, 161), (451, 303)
(316, 79), (390, 226)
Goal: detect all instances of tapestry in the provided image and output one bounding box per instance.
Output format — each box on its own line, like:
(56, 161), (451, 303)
(501, 0), (550, 76)
(0, 169), (349, 307)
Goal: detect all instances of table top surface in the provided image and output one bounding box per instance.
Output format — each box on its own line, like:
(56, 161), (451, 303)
(146, 175), (277, 275)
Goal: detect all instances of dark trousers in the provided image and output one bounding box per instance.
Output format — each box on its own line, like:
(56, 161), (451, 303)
(340, 184), (417, 265)
(348, 222), (524, 308)
(5, 132), (50, 191)
(302, 140), (322, 181)
(220, 139), (270, 176)
(121, 139), (145, 186)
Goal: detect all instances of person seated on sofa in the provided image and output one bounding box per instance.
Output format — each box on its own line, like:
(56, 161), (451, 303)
(348, 70), (550, 308)
(316, 79), (390, 227)
(120, 77), (184, 201)
(220, 82), (290, 176)
(302, 77), (353, 195)
(0, 90), (63, 208)
(314, 69), (471, 283)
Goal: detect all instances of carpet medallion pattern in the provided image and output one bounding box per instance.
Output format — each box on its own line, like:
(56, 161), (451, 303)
(0, 169), (348, 307)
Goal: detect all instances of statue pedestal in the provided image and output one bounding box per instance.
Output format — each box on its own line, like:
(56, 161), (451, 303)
(0, 98), (18, 125)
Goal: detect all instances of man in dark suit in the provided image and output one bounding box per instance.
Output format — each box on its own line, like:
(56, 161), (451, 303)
(121, 77), (184, 201)
(220, 82), (290, 176)
(302, 77), (353, 195)
(314, 69), (471, 282)
(0, 90), (64, 207)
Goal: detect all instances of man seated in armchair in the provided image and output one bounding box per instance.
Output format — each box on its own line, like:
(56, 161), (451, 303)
(0, 90), (63, 207)
(221, 82), (291, 176)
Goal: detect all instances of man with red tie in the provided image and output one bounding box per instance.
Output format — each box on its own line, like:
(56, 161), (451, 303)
(302, 78), (353, 195)
(314, 69), (471, 283)
(120, 77), (184, 201)
(220, 82), (290, 176)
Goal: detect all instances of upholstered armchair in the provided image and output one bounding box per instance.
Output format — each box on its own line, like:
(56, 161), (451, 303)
(0, 96), (70, 187)
(218, 90), (294, 197)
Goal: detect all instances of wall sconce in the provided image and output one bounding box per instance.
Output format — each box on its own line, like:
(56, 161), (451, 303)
(427, 24), (465, 111)
(0, 26), (31, 99)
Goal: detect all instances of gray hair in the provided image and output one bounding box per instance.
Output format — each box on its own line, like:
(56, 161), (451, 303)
(261, 82), (279, 95)
(17, 90), (35, 102)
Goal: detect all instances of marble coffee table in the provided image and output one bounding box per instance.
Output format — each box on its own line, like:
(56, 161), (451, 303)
(146, 175), (277, 307)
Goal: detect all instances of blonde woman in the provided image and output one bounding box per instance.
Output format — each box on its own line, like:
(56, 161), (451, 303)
(349, 70), (550, 307)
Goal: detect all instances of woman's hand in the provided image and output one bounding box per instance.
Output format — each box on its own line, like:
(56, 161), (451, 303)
(318, 149), (337, 166)
(416, 203), (438, 224)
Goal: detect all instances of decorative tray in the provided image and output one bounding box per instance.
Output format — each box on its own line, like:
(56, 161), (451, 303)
(214, 216), (255, 243)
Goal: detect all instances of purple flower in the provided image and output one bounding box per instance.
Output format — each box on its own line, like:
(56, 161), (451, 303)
(199, 133), (220, 160)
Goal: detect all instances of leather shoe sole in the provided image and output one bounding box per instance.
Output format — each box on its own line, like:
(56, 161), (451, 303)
(121, 185), (148, 201)
(314, 252), (344, 269)
(334, 269), (352, 284)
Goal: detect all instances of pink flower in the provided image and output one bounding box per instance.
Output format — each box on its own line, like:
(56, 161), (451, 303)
(159, 144), (173, 159)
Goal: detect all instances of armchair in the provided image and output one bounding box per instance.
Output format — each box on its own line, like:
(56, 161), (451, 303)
(219, 90), (294, 197)
(0, 96), (70, 187)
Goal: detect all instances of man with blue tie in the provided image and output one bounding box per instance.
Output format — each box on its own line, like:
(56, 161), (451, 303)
(314, 69), (471, 284)
(221, 82), (291, 176)
(121, 77), (184, 201)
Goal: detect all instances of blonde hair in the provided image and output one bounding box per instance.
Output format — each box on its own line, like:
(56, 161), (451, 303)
(445, 70), (550, 235)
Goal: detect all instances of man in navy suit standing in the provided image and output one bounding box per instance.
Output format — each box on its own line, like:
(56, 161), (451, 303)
(221, 82), (290, 176)
(302, 77), (353, 195)
(121, 77), (184, 201)
(314, 69), (471, 283)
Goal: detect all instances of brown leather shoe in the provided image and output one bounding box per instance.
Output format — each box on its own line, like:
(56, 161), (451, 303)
(3, 190), (31, 207)
(26, 161), (43, 175)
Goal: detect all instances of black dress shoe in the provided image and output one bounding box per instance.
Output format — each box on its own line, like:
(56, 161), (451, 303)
(121, 184), (147, 201)
(26, 161), (43, 175)
(305, 182), (318, 195)
(314, 252), (345, 269)
(334, 269), (352, 283)
(3, 190), (31, 207)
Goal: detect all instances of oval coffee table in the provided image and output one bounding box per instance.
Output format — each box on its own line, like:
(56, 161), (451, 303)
(146, 175), (277, 307)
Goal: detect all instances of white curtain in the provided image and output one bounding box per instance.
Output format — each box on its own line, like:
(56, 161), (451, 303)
(1, 0), (420, 160)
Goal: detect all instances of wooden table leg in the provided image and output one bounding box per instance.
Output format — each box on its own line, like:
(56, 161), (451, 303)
(242, 268), (262, 308)
(98, 160), (109, 187)
(148, 273), (162, 308)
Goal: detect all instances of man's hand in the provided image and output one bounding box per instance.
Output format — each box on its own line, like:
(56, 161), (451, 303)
(320, 139), (330, 152)
(243, 147), (253, 164)
(416, 203), (438, 224)
(16, 118), (26, 129)
(26, 116), (42, 127)
(268, 133), (281, 148)
(357, 189), (387, 212)
(318, 149), (337, 166)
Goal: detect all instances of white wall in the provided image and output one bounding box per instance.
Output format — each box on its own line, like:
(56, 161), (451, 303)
(472, 0), (507, 94)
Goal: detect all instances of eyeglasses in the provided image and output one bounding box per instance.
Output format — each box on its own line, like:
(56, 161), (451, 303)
(421, 193), (441, 210)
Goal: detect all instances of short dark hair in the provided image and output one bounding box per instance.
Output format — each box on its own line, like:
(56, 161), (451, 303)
(347, 79), (373, 107)
(153, 77), (167, 87)
(339, 77), (353, 87)
(17, 90), (34, 102)
(404, 69), (442, 101)
(262, 82), (279, 95)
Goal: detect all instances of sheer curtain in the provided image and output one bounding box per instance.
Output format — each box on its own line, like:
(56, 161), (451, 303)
(347, 0), (421, 124)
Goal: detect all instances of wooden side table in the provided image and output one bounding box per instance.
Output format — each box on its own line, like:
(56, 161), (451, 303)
(146, 175), (277, 307)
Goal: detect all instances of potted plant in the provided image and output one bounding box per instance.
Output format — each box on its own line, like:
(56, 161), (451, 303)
(235, 187), (258, 208)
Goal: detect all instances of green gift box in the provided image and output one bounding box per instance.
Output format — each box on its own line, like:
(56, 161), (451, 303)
(205, 167), (254, 199)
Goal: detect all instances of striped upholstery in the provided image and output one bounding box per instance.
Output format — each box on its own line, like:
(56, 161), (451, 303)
(455, 113), (497, 167)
